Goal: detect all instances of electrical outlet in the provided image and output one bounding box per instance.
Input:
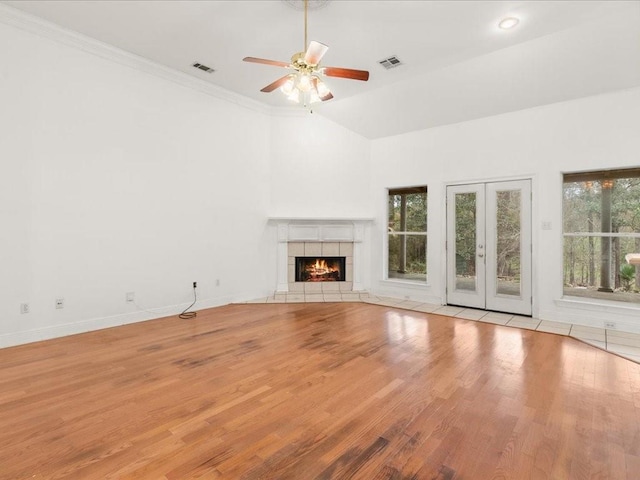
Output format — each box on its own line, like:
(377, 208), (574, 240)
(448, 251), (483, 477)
(20, 303), (29, 314)
(55, 298), (64, 309)
(216, 279), (220, 287)
(126, 292), (135, 303)
(605, 321), (616, 329)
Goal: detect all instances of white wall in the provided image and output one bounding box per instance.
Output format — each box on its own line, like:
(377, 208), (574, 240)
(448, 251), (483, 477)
(266, 111), (373, 292)
(0, 21), (272, 347)
(3, 7), (640, 348)
(369, 87), (640, 331)
(269, 112), (371, 218)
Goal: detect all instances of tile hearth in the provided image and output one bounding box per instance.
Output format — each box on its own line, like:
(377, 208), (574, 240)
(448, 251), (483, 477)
(239, 293), (640, 364)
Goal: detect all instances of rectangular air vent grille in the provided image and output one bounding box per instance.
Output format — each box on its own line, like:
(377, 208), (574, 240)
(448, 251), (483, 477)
(378, 56), (402, 70)
(193, 62), (215, 73)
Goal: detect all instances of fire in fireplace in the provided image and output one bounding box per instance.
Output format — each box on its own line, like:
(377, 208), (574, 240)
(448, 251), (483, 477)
(295, 256), (346, 282)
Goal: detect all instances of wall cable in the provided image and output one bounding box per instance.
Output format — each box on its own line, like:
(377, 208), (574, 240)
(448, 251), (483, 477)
(179, 283), (197, 319)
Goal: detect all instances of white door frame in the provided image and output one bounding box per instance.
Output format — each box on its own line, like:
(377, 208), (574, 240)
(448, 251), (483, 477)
(446, 179), (532, 315)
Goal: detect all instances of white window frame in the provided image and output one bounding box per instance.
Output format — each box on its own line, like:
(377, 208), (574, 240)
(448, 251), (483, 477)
(386, 186), (428, 284)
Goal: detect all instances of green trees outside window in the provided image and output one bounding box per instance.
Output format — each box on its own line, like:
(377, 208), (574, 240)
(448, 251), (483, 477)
(388, 186), (427, 282)
(563, 168), (640, 304)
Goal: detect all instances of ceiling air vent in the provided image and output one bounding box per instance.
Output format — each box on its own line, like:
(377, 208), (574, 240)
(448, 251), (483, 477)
(378, 56), (402, 70)
(192, 62), (215, 73)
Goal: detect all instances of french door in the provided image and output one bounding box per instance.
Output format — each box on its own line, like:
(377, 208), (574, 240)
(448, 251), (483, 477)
(446, 180), (532, 315)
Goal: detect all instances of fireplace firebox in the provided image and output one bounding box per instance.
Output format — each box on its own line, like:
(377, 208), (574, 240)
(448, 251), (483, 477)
(295, 256), (346, 282)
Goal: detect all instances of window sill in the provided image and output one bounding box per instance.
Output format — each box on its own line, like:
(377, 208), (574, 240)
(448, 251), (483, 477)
(380, 279), (430, 288)
(556, 296), (640, 316)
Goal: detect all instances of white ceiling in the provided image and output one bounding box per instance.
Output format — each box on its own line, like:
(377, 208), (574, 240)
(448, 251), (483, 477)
(3, 0), (640, 138)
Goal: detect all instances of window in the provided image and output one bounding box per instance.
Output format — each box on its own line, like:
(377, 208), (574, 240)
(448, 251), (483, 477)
(387, 186), (427, 282)
(563, 168), (640, 304)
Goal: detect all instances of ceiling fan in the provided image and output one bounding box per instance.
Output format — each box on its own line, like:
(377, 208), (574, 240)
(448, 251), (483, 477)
(243, 0), (369, 106)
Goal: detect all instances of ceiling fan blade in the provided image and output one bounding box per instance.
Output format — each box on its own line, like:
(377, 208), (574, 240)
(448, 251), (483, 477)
(319, 91), (334, 102)
(260, 75), (291, 93)
(322, 66), (370, 82)
(243, 57), (290, 68)
(304, 40), (329, 66)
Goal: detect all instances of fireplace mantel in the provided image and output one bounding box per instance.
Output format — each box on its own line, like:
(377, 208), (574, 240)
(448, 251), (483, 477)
(269, 218), (373, 243)
(269, 218), (373, 292)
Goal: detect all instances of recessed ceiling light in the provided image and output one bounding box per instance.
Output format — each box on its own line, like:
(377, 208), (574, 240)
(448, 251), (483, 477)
(498, 17), (520, 30)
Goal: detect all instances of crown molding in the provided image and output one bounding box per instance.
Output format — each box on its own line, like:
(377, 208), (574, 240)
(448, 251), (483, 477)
(0, 3), (271, 115)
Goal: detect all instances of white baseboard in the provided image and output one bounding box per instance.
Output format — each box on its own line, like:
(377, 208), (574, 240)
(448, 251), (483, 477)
(538, 297), (640, 334)
(0, 295), (234, 349)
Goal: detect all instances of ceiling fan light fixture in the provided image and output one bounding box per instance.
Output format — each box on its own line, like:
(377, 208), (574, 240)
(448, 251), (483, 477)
(314, 76), (330, 97)
(309, 90), (321, 105)
(281, 73), (325, 105)
(297, 72), (313, 92)
(280, 75), (296, 95)
(287, 89), (301, 103)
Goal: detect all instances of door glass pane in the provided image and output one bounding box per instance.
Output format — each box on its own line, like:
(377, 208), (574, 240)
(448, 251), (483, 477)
(496, 190), (521, 296)
(455, 192), (477, 291)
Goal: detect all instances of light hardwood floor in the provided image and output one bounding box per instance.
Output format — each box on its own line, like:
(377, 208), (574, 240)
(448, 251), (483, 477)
(1, 303), (639, 479)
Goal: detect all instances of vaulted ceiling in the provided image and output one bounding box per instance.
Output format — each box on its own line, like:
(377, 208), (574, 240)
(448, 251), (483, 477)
(3, 0), (640, 138)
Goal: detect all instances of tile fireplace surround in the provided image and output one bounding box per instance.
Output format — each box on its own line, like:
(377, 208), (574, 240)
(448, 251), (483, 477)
(270, 218), (373, 293)
(287, 242), (353, 293)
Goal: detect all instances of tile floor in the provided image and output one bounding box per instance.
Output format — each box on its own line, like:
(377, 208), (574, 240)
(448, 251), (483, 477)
(242, 292), (640, 364)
